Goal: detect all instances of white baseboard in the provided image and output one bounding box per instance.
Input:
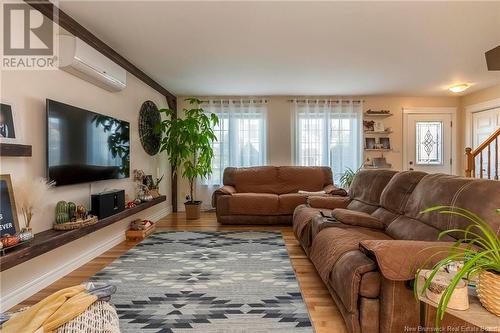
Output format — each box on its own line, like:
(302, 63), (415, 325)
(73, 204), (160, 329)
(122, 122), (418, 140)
(1, 205), (172, 310)
(148, 206), (172, 222)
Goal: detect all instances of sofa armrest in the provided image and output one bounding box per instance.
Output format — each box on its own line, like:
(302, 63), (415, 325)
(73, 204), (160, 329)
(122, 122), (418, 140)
(332, 208), (385, 230)
(211, 185), (237, 208)
(307, 196), (351, 209)
(323, 184), (348, 196)
(359, 240), (456, 281)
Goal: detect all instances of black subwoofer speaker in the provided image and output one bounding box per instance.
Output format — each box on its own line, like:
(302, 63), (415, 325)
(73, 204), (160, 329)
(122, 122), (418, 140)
(91, 189), (125, 219)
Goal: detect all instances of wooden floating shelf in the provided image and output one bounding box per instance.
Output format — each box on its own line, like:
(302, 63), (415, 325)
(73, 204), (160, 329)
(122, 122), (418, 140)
(363, 113), (393, 118)
(0, 143), (32, 157)
(364, 149), (392, 152)
(0, 195), (166, 271)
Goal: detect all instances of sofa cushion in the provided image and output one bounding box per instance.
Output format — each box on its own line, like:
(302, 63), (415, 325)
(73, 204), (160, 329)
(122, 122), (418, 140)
(379, 171), (427, 214)
(347, 169), (397, 213)
(227, 193), (279, 215)
(309, 227), (392, 282)
(332, 208), (385, 230)
(278, 193), (308, 214)
(277, 166), (333, 194)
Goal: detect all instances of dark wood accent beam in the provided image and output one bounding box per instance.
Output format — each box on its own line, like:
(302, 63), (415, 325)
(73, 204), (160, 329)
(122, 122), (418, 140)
(0, 143), (32, 157)
(24, 0), (176, 101)
(0, 196), (166, 271)
(486, 45), (500, 71)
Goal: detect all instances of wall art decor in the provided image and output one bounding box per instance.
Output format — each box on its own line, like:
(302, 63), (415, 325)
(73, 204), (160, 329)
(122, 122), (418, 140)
(0, 175), (19, 237)
(365, 137), (376, 149)
(0, 104), (16, 139)
(139, 100), (161, 156)
(380, 137), (391, 149)
(373, 121), (385, 132)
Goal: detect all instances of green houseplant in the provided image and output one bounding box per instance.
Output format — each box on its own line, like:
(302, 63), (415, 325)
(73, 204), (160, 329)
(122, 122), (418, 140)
(339, 167), (359, 190)
(414, 206), (500, 326)
(156, 98), (218, 219)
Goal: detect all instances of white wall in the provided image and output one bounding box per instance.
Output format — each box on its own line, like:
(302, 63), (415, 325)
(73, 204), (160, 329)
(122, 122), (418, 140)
(0, 63), (172, 309)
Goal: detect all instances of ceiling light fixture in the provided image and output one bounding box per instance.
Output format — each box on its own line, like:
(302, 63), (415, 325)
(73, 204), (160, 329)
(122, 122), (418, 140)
(449, 83), (470, 93)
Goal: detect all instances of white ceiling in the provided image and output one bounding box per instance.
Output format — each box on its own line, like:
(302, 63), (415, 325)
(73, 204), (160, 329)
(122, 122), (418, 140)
(60, 1), (500, 96)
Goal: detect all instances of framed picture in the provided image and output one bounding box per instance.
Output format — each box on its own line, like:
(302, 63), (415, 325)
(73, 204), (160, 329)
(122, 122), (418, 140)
(380, 137), (391, 149)
(365, 137), (376, 149)
(373, 121), (385, 132)
(0, 175), (20, 237)
(143, 175), (154, 190)
(0, 104), (16, 139)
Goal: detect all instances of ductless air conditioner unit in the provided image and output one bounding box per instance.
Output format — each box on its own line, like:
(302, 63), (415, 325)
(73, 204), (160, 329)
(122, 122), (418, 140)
(59, 35), (127, 92)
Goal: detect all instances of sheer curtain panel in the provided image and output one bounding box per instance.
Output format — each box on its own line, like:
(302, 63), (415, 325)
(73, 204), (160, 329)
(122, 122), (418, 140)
(292, 99), (363, 183)
(201, 99), (267, 187)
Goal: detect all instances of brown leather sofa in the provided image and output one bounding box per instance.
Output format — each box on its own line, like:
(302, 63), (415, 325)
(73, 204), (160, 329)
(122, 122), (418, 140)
(212, 166), (346, 224)
(293, 169), (500, 333)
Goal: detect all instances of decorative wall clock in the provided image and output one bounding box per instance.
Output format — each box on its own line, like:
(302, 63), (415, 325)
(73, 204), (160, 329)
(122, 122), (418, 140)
(139, 100), (161, 155)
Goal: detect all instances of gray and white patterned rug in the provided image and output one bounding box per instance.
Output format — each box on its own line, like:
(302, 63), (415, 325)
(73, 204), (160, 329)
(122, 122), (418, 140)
(90, 231), (314, 333)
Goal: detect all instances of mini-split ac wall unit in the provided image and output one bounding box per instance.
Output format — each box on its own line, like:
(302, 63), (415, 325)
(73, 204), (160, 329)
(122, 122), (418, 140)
(59, 35), (127, 92)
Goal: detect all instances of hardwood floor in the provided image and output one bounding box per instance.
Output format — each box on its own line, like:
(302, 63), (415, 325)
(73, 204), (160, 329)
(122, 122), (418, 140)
(15, 212), (348, 333)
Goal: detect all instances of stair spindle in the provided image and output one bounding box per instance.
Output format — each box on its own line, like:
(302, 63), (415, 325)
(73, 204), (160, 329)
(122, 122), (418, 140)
(495, 137), (499, 180)
(488, 144), (491, 179)
(480, 152), (483, 179)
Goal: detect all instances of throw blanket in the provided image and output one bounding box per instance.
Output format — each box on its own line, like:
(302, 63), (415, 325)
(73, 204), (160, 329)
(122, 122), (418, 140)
(2, 284), (115, 333)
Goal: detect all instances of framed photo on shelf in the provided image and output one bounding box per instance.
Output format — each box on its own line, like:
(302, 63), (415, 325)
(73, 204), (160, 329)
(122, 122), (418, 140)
(0, 175), (20, 237)
(380, 137), (391, 149)
(373, 121), (385, 132)
(365, 137), (376, 149)
(0, 103), (16, 140)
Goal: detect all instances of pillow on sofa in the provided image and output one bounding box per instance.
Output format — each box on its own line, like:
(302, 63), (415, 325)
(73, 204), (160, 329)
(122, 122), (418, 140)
(331, 208), (385, 230)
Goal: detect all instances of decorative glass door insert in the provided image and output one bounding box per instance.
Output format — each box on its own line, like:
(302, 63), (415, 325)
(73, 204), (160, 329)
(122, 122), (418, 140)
(416, 121), (443, 165)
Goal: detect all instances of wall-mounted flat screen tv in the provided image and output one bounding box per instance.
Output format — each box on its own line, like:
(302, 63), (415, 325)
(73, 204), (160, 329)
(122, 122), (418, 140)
(47, 99), (130, 186)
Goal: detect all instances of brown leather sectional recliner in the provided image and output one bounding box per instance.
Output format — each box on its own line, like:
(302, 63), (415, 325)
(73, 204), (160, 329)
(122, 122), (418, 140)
(212, 166), (346, 224)
(293, 169), (500, 333)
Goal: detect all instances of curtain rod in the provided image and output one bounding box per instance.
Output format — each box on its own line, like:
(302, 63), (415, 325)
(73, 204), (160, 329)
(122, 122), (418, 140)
(288, 99), (364, 103)
(200, 99), (268, 104)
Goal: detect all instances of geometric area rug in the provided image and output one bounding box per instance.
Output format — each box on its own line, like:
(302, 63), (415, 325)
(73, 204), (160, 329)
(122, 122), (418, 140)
(90, 231), (315, 332)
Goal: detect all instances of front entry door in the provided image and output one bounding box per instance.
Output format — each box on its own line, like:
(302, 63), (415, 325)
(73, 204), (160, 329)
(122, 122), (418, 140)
(404, 113), (453, 174)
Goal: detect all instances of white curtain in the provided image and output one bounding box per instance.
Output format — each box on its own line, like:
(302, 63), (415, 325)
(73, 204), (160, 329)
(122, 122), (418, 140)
(292, 99), (363, 183)
(201, 99), (267, 187)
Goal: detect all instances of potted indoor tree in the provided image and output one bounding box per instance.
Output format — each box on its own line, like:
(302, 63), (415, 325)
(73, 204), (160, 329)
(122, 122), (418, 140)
(414, 206), (500, 326)
(156, 98), (218, 219)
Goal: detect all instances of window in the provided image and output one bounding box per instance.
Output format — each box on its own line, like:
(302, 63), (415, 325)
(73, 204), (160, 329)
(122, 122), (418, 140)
(202, 99), (267, 186)
(416, 121), (443, 165)
(292, 100), (363, 183)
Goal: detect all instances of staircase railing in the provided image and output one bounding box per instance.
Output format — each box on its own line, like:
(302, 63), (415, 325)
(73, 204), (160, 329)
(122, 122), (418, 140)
(465, 128), (500, 179)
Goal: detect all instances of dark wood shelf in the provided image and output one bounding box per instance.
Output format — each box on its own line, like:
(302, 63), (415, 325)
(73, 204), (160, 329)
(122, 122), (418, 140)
(0, 195), (166, 271)
(0, 143), (32, 157)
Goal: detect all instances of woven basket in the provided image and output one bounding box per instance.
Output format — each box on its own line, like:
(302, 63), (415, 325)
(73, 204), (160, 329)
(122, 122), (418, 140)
(55, 300), (120, 333)
(477, 270), (500, 316)
(53, 216), (98, 230)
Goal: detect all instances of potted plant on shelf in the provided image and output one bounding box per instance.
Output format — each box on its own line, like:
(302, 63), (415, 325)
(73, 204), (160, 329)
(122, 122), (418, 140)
(414, 206), (500, 326)
(156, 98), (218, 220)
